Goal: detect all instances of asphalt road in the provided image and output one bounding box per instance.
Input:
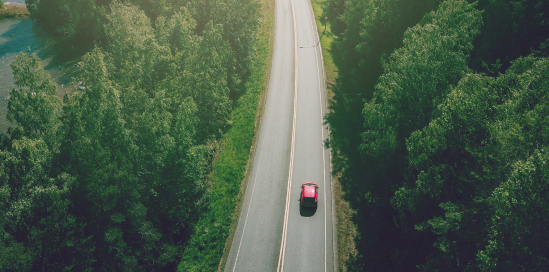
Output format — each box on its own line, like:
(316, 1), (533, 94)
(224, 0), (333, 270)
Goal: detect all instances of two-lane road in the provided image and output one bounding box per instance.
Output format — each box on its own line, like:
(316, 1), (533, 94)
(224, 0), (333, 270)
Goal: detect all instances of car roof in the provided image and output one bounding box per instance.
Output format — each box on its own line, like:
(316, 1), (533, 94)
(303, 185), (316, 198)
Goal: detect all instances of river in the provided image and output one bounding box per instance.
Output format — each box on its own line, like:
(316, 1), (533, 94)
(0, 0), (91, 133)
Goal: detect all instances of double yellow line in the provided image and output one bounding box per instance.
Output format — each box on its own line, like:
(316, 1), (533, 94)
(276, 0), (298, 270)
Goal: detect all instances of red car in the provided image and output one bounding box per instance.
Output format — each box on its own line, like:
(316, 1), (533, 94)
(300, 181), (319, 207)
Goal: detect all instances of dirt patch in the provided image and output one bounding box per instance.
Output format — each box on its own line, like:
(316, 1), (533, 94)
(1, 2), (30, 18)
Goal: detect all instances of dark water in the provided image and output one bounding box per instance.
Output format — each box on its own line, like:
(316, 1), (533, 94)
(0, 8), (91, 133)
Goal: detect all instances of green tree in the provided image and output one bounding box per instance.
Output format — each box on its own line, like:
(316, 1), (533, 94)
(183, 21), (231, 142)
(356, 1), (482, 269)
(54, 43), (208, 270)
(156, 8), (197, 56)
(7, 53), (60, 144)
(393, 56), (549, 270)
(0, 137), (86, 270)
(155, 9), (199, 111)
(10, 0), (262, 269)
(188, 0), (259, 99)
(154, 11), (232, 142)
(325, 0), (445, 150)
(56, 47), (142, 270)
(476, 56), (549, 271)
(479, 150), (549, 271)
(25, 0), (103, 38)
(1, 51), (96, 271)
(322, 3), (448, 267)
(104, 1), (155, 90)
(393, 74), (497, 271)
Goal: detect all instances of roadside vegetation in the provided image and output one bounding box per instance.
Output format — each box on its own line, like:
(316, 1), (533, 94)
(0, 1), (29, 18)
(178, 0), (274, 269)
(318, 0), (549, 270)
(310, 0), (358, 271)
(0, 0), (263, 270)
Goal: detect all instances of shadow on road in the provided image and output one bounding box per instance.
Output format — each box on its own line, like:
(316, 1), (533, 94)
(299, 204), (317, 217)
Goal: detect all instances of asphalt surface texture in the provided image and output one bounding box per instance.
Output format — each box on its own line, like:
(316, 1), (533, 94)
(224, 0), (334, 270)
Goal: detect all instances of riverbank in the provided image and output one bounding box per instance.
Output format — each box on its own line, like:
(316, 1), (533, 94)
(0, 14), (93, 133)
(0, 2), (29, 18)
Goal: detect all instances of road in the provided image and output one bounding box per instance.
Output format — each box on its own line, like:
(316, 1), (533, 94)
(224, 0), (333, 270)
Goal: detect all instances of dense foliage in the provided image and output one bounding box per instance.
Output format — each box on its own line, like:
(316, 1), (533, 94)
(2, 0), (259, 270)
(323, 0), (549, 270)
(25, 0), (258, 101)
(393, 55), (549, 271)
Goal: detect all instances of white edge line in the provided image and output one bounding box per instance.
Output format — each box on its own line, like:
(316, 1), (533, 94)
(305, 0), (329, 270)
(312, 11), (327, 272)
(232, 149), (264, 272)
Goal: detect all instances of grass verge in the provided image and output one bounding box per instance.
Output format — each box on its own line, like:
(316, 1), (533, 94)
(310, 0), (358, 271)
(177, 0), (275, 270)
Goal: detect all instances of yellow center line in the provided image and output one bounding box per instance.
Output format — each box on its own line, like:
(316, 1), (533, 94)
(276, 0), (298, 269)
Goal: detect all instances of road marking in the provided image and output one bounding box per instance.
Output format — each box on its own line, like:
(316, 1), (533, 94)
(309, 6), (327, 272)
(305, 0), (329, 270)
(277, 0), (298, 269)
(307, 4), (337, 270)
(232, 150), (264, 272)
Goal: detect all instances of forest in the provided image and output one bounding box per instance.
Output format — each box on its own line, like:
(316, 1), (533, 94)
(323, 0), (549, 270)
(3, 0), (549, 270)
(1, 0), (261, 270)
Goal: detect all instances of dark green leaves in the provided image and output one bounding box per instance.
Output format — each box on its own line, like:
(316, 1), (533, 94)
(4, 0), (261, 269)
(7, 53), (60, 142)
(343, 0), (549, 270)
(394, 55), (549, 270)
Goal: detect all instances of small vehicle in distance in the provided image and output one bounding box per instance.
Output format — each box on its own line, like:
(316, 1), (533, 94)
(300, 181), (319, 207)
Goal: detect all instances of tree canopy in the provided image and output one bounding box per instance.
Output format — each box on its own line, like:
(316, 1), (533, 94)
(323, 0), (549, 270)
(3, 0), (260, 270)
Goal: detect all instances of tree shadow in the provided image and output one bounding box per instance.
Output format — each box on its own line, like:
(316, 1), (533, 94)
(324, 80), (414, 270)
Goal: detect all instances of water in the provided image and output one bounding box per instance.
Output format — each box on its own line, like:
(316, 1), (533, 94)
(0, 3), (91, 133)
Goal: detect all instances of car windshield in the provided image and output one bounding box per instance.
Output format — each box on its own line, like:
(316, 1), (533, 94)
(304, 197), (315, 203)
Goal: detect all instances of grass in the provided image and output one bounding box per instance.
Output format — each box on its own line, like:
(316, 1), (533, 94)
(0, 2), (29, 18)
(176, 0), (275, 270)
(310, 0), (358, 271)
